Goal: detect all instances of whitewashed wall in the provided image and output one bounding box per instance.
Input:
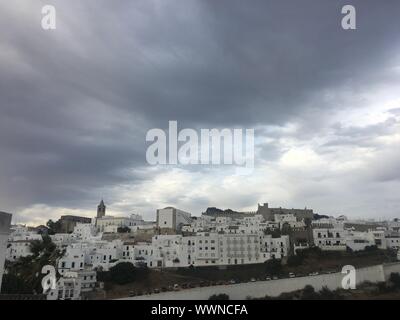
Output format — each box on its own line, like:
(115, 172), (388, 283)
(122, 262), (400, 300)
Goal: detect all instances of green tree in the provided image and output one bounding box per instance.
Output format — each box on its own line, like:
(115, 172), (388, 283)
(301, 285), (318, 300)
(264, 258), (282, 276)
(100, 262), (148, 285)
(7, 236), (62, 293)
(117, 226), (131, 233)
(389, 273), (400, 290)
(1, 274), (33, 294)
(46, 219), (61, 235)
(287, 255), (303, 267)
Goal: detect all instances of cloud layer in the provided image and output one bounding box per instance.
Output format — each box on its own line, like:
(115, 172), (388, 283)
(1, 0), (400, 224)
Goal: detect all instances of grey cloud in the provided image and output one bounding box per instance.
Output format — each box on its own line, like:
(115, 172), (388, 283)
(0, 0), (400, 219)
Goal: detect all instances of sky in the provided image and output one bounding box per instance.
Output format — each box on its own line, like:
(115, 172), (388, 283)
(1, 0), (400, 225)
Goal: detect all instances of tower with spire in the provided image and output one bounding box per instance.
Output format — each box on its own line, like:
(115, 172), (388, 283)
(97, 199), (106, 219)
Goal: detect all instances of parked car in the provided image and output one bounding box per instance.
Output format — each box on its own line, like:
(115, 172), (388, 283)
(250, 278), (256, 282)
(265, 277), (271, 281)
(153, 288), (160, 294)
(128, 291), (136, 297)
(229, 279), (236, 284)
(173, 284), (180, 291)
(272, 276), (278, 280)
(289, 272), (295, 278)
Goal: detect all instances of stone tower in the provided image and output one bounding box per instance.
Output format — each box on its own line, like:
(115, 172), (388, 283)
(97, 199), (106, 219)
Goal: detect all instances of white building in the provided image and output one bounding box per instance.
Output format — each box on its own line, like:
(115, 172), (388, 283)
(368, 229), (387, 249)
(6, 225), (42, 261)
(312, 230), (346, 251)
(388, 220), (400, 232)
(73, 223), (99, 241)
(78, 269), (97, 293)
(346, 231), (375, 252)
(386, 235), (400, 250)
(58, 246), (85, 275)
(47, 272), (82, 300)
(50, 233), (78, 249)
(274, 213), (306, 230)
(156, 207), (192, 232)
(95, 214), (145, 233)
(138, 232), (290, 268)
(47, 269), (97, 301)
(0, 212), (12, 291)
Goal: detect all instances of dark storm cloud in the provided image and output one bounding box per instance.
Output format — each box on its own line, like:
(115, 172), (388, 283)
(0, 0), (400, 216)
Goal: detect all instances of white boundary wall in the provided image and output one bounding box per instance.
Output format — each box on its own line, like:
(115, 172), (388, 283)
(121, 262), (400, 300)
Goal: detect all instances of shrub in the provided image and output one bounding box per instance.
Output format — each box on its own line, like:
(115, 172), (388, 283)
(1, 274), (33, 294)
(287, 255), (303, 267)
(301, 285), (318, 300)
(101, 262), (148, 285)
(364, 245), (378, 252)
(117, 226), (131, 233)
(264, 259), (282, 276)
(389, 273), (400, 290)
(209, 293), (229, 300)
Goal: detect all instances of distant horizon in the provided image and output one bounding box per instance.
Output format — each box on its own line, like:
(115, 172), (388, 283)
(6, 200), (399, 227)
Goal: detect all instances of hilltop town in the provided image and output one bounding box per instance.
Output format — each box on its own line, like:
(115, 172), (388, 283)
(1, 202), (400, 299)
